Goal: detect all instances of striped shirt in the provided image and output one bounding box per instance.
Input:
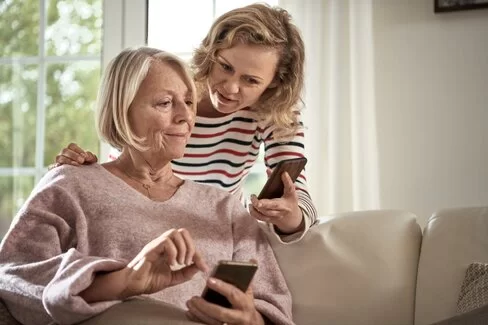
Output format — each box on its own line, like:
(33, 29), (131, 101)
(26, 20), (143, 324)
(110, 108), (318, 242)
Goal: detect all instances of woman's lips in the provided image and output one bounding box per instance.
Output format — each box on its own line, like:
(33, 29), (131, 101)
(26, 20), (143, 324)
(216, 91), (237, 105)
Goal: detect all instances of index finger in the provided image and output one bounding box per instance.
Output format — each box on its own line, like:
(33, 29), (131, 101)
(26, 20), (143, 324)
(192, 250), (209, 273)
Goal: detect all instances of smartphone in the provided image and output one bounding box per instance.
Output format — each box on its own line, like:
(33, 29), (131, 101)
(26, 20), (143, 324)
(201, 260), (258, 308)
(257, 157), (308, 200)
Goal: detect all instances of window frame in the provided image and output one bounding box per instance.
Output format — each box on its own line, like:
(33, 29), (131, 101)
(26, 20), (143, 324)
(99, 0), (147, 161)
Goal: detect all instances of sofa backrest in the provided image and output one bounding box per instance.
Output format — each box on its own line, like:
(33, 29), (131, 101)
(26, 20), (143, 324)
(415, 206), (488, 325)
(266, 209), (422, 325)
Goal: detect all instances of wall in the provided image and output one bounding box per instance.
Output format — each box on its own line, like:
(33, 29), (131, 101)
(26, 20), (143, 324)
(373, 0), (488, 227)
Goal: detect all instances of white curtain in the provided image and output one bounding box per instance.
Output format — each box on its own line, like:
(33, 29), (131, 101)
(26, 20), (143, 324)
(280, 0), (380, 216)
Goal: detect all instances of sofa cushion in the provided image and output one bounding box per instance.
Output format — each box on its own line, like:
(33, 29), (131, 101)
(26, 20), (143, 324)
(457, 262), (488, 315)
(415, 207), (488, 325)
(78, 297), (203, 325)
(264, 209), (422, 325)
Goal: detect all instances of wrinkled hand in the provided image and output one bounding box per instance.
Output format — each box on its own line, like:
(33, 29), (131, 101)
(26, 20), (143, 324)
(250, 171), (304, 234)
(186, 277), (265, 325)
(122, 228), (209, 298)
(53, 143), (98, 167)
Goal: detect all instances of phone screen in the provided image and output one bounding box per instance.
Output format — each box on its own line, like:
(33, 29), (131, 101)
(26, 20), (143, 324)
(201, 260), (258, 308)
(257, 157), (307, 200)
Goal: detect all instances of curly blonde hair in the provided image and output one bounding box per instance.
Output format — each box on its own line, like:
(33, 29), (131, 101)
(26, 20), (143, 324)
(192, 3), (305, 139)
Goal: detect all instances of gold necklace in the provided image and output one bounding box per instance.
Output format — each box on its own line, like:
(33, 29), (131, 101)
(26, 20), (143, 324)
(116, 157), (155, 198)
(121, 168), (152, 198)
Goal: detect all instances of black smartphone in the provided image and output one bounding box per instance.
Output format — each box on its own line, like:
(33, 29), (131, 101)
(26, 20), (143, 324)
(257, 157), (308, 200)
(201, 260), (258, 308)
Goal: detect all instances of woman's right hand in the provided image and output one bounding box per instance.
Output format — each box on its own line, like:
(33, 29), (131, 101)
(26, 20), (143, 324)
(54, 143), (98, 166)
(80, 228), (209, 303)
(122, 228), (209, 297)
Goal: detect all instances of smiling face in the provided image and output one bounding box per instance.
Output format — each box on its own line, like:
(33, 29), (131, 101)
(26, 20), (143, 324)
(129, 60), (195, 160)
(207, 42), (279, 115)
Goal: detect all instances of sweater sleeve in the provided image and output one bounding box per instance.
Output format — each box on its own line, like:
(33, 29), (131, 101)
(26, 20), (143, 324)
(0, 170), (126, 325)
(230, 199), (295, 325)
(259, 113), (318, 244)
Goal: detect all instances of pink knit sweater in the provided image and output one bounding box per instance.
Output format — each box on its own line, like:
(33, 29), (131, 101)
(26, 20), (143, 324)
(0, 164), (293, 325)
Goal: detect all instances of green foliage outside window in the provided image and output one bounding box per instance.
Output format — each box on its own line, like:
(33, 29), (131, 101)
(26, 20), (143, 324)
(0, 0), (102, 238)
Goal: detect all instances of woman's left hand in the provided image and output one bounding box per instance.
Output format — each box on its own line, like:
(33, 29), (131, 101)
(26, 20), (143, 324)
(186, 278), (265, 325)
(249, 171), (304, 234)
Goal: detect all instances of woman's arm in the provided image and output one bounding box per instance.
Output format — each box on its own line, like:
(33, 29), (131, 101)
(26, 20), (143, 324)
(252, 113), (318, 243)
(0, 171), (125, 325)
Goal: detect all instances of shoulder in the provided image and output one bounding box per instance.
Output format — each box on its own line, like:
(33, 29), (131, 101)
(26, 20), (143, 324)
(36, 164), (105, 193)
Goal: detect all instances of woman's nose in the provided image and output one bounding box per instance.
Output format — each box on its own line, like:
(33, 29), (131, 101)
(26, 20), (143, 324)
(173, 101), (194, 123)
(223, 78), (239, 94)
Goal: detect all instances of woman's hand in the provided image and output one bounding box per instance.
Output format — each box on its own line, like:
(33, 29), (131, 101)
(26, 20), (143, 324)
(249, 171), (304, 234)
(186, 278), (265, 325)
(80, 228), (209, 303)
(54, 143), (98, 167)
(123, 228), (209, 297)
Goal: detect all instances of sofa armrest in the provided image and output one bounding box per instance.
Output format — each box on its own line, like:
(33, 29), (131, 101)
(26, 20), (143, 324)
(266, 209), (422, 325)
(415, 207), (488, 325)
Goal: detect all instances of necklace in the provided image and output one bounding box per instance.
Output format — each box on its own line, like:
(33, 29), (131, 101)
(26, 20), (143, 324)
(121, 168), (153, 198)
(115, 156), (155, 199)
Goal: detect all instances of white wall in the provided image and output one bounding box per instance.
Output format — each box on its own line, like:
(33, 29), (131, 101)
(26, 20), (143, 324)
(373, 0), (488, 227)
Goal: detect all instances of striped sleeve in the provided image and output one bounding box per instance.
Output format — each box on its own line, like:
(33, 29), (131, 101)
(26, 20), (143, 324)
(260, 114), (319, 244)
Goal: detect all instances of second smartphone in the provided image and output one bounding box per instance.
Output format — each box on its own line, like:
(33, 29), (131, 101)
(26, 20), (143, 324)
(257, 157), (308, 200)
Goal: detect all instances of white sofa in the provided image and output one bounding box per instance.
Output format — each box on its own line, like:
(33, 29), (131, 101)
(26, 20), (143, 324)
(267, 207), (488, 325)
(2, 207), (488, 324)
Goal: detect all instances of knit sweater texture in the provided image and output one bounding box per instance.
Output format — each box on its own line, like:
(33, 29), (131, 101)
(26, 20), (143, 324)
(0, 164), (293, 325)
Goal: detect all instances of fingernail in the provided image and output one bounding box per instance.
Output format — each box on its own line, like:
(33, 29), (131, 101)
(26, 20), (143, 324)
(209, 278), (217, 285)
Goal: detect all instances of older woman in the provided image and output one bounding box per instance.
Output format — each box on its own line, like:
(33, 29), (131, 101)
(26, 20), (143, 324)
(0, 47), (293, 325)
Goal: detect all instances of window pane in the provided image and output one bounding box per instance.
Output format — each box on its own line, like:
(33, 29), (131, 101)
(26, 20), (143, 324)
(44, 61), (100, 166)
(0, 0), (40, 57)
(147, 0), (214, 54)
(0, 176), (35, 239)
(0, 64), (38, 167)
(46, 0), (102, 56)
(243, 172), (267, 197)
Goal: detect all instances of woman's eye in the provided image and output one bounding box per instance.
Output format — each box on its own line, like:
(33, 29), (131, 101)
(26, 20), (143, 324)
(157, 101), (172, 108)
(246, 78), (259, 85)
(220, 63), (232, 72)
(185, 100), (193, 106)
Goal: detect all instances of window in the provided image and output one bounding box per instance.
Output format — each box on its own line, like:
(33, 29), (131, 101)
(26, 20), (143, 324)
(0, 0), (103, 238)
(147, 0), (277, 196)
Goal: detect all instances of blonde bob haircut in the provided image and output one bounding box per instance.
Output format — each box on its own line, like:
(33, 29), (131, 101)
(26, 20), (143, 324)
(96, 47), (197, 152)
(192, 3), (305, 139)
